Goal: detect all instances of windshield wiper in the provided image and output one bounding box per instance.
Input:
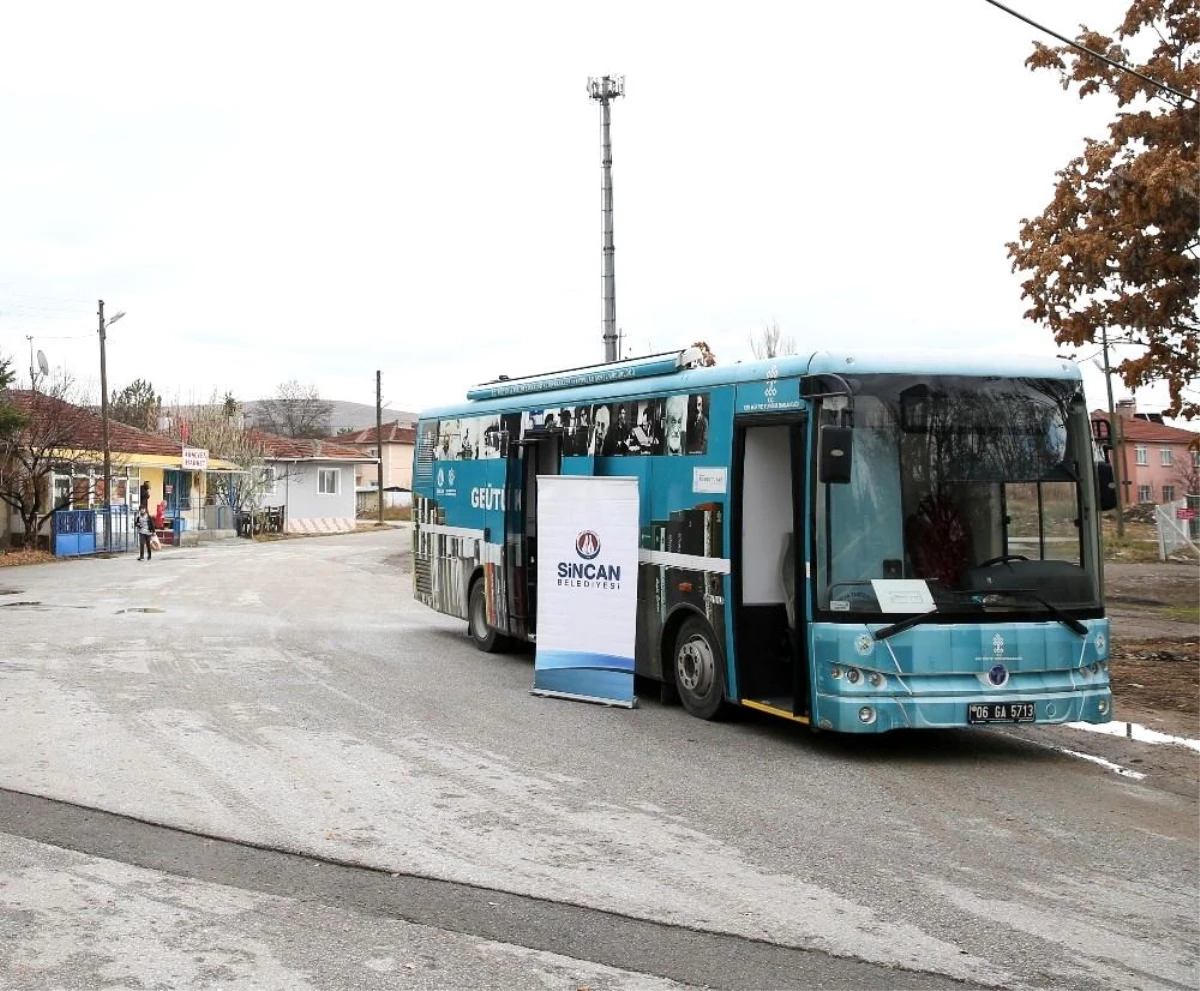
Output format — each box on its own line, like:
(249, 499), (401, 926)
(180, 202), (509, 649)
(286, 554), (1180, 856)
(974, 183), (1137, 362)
(872, 588), (1085, 641)
(872, 595), (982, 640)
(985, 588), (1087, 637)
(872, 610), (939, 642)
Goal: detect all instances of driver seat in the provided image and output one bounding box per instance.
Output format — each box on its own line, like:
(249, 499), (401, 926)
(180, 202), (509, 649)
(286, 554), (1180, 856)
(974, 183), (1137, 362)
(905, 494), (972, 586)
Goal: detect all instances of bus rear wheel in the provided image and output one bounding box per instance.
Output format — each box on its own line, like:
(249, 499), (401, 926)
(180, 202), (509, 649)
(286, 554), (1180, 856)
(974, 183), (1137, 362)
(673, 616), (725, 720)
(468, 578), (506, 653)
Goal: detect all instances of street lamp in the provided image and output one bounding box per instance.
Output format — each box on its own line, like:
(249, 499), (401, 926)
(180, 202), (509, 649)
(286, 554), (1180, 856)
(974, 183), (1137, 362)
(98, 301), (125, 551)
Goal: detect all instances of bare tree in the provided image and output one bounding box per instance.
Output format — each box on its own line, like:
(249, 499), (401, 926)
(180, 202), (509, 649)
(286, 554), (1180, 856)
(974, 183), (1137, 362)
(1173, 444), (1200, 497)
(749, 320), (796, 360)
(165, 391), (293, 512)
(0, 376), (99, 547)
(252, 380), (333, 439)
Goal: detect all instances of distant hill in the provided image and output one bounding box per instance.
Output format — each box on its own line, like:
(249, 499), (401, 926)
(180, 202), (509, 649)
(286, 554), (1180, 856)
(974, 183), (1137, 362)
(244, 399), (418, 435)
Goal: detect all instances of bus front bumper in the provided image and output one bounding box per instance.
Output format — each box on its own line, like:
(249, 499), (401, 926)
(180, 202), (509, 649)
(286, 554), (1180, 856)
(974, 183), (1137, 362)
(812, 687), (1113, 733)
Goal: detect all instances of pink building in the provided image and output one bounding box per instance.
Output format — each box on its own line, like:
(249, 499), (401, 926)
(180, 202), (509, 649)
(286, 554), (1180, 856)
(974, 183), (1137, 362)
(1093, 401), (1200, 506)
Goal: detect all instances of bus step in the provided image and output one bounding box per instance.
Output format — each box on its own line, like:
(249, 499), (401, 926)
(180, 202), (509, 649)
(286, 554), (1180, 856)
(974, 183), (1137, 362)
(742, 698), (809, 725)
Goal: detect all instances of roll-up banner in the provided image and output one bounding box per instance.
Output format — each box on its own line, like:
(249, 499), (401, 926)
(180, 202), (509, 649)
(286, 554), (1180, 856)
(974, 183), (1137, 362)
(532, 475), (638, 708)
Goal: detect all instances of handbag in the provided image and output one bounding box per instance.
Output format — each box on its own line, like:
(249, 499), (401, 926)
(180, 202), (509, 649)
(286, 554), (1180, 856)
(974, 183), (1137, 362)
(149, 534), (162, 551)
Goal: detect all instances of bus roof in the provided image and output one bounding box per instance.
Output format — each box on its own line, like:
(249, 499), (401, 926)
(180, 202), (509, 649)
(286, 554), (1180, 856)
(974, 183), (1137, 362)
(420, 348), (1083, 419)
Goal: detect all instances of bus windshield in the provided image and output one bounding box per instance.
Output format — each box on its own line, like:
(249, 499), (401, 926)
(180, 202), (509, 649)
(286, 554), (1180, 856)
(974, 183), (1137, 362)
(814, 375), (1101, 617)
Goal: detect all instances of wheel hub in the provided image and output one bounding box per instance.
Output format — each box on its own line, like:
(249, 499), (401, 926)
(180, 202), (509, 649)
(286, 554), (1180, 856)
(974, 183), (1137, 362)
(677, 636), (713, 695)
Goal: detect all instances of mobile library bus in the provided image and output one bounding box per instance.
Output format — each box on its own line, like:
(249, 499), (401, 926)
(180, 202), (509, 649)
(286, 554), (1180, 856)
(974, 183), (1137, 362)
(412, 347), (1115, 732)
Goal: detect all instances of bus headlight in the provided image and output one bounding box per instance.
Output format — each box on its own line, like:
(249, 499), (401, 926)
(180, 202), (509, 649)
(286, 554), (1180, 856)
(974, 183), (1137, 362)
(858, 706), (876, 724)
(830, 665), (843, 679)
(1098, 698), (1109, 715)
(845, 667), (862, 685)
(868, 672), (885, 689)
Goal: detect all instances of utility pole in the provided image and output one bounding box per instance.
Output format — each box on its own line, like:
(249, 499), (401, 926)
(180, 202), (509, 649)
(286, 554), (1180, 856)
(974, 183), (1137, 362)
(97, 301), (125, 552)
(376, 370), (384, 526)
(98, 300), (112, 550)
(1101, 325), (1126, 538)
(589, 75), (624, 363)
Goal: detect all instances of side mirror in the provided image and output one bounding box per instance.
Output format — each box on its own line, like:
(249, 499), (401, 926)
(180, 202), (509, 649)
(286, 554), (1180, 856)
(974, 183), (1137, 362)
(1096, 462), (1118, 511)
(818, 425), (853, 484)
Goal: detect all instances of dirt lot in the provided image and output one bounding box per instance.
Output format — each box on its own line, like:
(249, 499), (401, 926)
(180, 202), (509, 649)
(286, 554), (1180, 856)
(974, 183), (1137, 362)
(1105, 561), (1199, 739)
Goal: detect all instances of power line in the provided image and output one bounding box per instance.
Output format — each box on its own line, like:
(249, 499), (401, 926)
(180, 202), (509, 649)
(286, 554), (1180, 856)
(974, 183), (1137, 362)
(0, 286), (94, 306)
(982, 0), (1197, 106)
(0, 329), (92, 340)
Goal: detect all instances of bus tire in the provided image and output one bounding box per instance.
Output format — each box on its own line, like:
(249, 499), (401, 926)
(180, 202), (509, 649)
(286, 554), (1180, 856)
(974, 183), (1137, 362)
(672, 616), (725, 720)
(467, 578), (505, 653)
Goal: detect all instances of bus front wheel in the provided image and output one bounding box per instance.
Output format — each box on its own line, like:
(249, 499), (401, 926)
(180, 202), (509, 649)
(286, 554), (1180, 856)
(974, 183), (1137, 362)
(468, 578), (505, 653)
(673, 617), (725, 720)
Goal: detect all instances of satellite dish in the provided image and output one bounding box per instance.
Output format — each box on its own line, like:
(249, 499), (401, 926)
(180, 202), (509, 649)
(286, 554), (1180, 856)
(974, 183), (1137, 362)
(36, 350), (49, 376)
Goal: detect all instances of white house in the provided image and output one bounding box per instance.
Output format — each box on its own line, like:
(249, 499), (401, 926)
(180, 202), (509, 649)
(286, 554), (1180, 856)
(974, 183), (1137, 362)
(248, 430), (377, 534)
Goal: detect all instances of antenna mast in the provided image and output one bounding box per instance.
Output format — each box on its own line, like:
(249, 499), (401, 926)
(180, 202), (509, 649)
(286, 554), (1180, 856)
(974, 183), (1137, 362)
(588, 75), (624, 363)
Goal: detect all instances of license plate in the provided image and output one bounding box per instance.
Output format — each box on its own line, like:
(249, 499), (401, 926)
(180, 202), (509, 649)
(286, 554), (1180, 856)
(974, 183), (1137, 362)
(967, 701), (1036, 724)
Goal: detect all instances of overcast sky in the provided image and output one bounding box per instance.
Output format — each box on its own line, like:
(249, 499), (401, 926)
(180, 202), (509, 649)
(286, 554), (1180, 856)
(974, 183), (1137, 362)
(0, 0), (1165, 417)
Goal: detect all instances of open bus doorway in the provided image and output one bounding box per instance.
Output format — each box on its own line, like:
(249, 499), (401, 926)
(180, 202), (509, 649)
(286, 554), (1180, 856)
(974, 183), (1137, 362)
(505, 432), (563, 639)
(733, 418), (810, 719)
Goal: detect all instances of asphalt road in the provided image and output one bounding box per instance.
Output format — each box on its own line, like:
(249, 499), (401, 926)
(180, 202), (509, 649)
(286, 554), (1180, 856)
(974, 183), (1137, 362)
(0, 530), (1195, 990)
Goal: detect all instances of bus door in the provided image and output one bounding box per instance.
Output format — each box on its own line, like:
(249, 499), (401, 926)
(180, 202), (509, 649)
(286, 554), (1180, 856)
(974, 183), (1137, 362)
(731, 415), (810, 719)
(505, 431), (563, 639)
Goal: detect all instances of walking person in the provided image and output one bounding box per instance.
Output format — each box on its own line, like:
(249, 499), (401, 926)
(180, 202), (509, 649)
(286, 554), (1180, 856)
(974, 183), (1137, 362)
(135, 506), (155, 561)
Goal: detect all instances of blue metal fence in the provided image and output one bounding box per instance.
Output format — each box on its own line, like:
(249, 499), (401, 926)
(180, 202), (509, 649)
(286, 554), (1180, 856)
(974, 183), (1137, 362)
(53, 507), (133, 556)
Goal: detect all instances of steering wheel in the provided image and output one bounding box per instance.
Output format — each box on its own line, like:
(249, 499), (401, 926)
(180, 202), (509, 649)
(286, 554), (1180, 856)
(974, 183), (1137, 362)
(978, 554), (1029, 567)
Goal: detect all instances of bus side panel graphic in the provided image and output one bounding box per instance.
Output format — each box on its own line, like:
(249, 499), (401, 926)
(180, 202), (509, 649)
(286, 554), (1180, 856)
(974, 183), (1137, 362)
(413, 494), (477, 621)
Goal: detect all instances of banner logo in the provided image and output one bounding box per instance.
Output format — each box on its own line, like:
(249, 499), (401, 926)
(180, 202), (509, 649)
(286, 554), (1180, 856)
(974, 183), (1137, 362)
(576, 530), (601, 560)
(558, 529), (620, 586)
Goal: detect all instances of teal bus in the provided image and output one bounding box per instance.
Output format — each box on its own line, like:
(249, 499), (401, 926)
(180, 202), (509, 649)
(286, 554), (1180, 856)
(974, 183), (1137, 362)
(411, 347), (1115, 732)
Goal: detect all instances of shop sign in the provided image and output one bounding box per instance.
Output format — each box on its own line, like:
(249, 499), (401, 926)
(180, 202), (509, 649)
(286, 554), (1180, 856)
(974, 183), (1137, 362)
(182, 447), (209, 470)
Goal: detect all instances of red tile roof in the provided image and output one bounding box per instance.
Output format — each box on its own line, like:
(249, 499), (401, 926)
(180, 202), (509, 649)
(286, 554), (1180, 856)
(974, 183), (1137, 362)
(338, 421), (416, 445)
(244, 429), (374, 461)
(5, 389), (185, 457)
(1091, 411), (1200, 445)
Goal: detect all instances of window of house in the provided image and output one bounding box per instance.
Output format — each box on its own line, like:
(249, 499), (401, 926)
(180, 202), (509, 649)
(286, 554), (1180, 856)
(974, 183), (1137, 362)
(318, 469), (338, 495)
(1137, 485), (1152, 503)
(1135, 445), (1148, 465)
(260, 466), (276, 495)
(53, 475), (71, 509)
(1160, 447), (1173, 466)
(72, 476), (91, 509)
(1163, 485), (1176, 503)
